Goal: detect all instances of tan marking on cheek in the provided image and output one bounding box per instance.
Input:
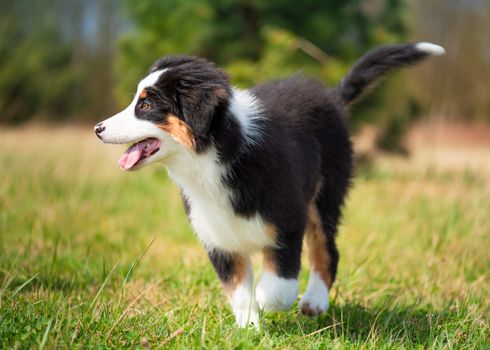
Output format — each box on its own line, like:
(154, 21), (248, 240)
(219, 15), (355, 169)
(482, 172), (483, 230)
(158, 114), (196, 149)
(139, 88), (148, 99)
(223, 254), (247, 295)
(305, 204), (333, 288)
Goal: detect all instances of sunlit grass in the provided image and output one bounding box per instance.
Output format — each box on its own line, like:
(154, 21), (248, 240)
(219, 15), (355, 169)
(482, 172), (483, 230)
(0, 127), (489, 349)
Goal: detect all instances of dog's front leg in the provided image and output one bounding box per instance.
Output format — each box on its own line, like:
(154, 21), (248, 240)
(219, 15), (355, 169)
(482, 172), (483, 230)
(207, 250), (259, 328)
(256, 237), (302, 312)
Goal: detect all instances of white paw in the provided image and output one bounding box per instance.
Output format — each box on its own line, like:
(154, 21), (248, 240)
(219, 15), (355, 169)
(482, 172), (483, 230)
(234, 308), (260, 328)
(255, 271), (298, 312)
(298, 292), (329, 316)
(229, 281), (260, 328)
(299, 271), (329, 317)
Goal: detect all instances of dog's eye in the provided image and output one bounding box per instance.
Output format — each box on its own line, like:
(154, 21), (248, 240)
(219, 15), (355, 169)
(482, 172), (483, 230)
(139, 101), (150, 111)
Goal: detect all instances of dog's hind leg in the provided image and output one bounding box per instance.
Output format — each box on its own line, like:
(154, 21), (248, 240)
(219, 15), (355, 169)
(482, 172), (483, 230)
(207, 249), (259, 327)
(299, 201), (338, 316)
(299, 180), (347, 316)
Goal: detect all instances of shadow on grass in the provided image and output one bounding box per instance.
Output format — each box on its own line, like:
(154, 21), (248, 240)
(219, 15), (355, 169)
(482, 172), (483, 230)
(269, 301), (461, 347)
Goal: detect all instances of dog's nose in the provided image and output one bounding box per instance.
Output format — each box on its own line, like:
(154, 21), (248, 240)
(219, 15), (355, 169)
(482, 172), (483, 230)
(94, 123), (105, 139)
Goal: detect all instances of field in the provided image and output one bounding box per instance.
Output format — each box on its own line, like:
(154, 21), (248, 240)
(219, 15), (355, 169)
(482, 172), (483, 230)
(0, 126), (489, 349)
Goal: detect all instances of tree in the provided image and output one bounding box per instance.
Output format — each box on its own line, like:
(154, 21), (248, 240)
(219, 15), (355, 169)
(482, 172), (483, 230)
(117, 0), (411, 144)
(0, 0), (121, 124)
(0, 1), (82, 123)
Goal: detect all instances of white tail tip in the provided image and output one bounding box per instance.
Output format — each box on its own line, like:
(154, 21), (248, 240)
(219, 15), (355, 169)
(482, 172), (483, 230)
(415, 42), (446, 56)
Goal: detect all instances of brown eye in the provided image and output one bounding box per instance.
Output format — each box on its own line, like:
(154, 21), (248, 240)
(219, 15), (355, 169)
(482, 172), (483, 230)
(140, 101), (150, 111)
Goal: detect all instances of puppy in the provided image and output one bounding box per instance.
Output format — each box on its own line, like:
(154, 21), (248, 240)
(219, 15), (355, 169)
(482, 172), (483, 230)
(95, 42), (444, 327)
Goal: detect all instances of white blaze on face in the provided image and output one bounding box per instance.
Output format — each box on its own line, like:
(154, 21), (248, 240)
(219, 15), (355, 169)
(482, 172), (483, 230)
(136, 69), (168, 99)
(98, 69), (167, 145)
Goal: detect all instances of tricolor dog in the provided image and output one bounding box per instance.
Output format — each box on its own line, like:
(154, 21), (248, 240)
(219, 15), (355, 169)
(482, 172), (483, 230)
(95, 42), (444, 327)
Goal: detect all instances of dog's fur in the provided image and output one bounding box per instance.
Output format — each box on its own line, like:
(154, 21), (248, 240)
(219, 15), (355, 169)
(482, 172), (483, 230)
(95, 42), (444, 327)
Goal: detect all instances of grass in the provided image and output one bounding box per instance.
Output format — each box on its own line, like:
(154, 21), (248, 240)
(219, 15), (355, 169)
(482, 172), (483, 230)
(0, 126), (489, 349)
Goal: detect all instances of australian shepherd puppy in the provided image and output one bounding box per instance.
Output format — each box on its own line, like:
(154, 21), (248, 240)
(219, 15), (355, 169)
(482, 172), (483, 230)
(95, 42), (444, 327)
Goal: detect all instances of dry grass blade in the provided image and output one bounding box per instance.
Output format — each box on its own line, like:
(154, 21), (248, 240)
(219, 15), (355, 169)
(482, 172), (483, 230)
(105, 281), (159, 339)
(10, 273), (39, 299)
(89, 263), (119, 312)
(161, 328), (184, 346)
(305, 322), (343, 337)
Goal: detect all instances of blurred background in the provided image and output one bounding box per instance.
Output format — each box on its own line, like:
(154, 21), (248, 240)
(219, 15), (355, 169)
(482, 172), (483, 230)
(1, 0), (489, 155)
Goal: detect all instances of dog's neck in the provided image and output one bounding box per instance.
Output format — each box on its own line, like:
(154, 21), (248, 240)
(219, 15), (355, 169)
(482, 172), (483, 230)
(165, 88), (264, 197)
(227, 89), (264, 146)
(208, 88), (265, 163)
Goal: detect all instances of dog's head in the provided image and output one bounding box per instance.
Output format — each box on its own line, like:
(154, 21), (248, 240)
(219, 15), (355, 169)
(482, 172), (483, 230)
(95, 55), (230, 171)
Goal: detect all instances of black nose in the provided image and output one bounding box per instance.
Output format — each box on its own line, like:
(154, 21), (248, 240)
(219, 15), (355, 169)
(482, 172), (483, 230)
(94, 123), (105, 138)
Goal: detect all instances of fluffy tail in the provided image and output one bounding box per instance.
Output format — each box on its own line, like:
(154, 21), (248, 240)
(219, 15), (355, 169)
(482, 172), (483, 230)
(335, 42), (445, 106)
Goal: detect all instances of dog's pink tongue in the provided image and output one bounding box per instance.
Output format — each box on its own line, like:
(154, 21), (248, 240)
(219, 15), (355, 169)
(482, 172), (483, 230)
(118, 138), (161, 171)
(119, 142), (146, 170)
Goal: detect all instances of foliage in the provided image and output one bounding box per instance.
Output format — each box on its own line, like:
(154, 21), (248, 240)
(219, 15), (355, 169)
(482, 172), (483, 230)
(0, 0), (121, 124)
(0, 6), (83, 124)
(1, 0), (489, 137)
(0, 128), (489, 349)
(116, 0), (432, 150)
(117, 0), (411, 129)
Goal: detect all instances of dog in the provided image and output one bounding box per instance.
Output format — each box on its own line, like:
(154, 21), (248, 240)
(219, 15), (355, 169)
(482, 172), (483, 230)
(95, 42), (444, 327)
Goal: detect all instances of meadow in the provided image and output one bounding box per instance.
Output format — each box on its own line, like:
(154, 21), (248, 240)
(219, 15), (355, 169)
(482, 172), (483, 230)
(0, 127), (488, 349)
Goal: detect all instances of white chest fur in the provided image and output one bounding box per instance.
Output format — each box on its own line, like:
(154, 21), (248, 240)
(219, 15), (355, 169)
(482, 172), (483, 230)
(164, 89), (273, 253)
(186, 188), (274, 253)
(166, 148), (274, 253)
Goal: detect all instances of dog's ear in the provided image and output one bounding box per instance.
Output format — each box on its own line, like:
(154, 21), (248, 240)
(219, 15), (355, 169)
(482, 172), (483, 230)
(177, 82), (230, 137)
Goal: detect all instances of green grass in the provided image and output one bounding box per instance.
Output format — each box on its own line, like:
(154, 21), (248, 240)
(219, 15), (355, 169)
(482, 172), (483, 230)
(0, 127), (489, 349)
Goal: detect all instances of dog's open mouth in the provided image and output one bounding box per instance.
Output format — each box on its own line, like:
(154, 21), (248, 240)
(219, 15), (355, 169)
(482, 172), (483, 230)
(118, 137), (161, 171)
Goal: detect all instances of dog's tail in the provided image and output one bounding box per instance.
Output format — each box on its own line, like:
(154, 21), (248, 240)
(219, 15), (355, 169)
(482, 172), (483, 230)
(334, 42), (445, 107)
